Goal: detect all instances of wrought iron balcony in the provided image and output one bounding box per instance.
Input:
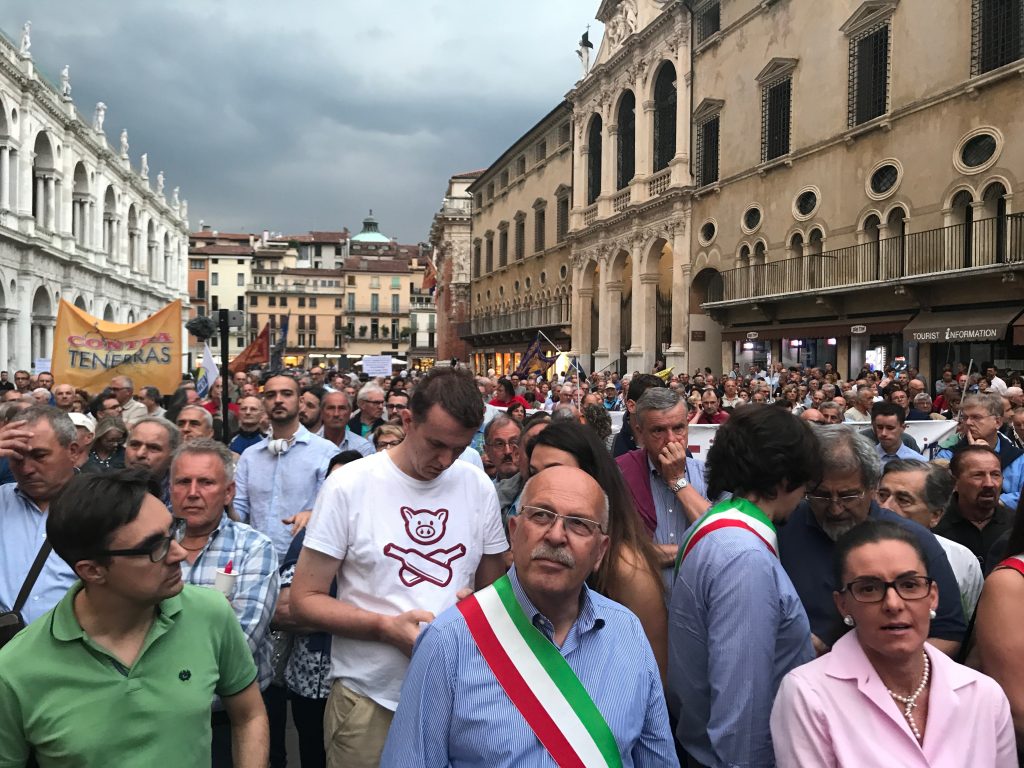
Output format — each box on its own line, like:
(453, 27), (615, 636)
(470, 300), (571, 335)
(703, 215), (1023, 306)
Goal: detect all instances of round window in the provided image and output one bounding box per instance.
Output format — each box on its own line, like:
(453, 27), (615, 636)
(525, 277), (532, 289)
(559, 265), (567, 280)
(539, 271), (546, 285)
(796, 190), (817, 216)
(870, 164), (899, 195)
(700, 221), (717, 244)
(743, 206), (762, 231)
(961, 134), (997, 168)
(513, 280), (520, 293)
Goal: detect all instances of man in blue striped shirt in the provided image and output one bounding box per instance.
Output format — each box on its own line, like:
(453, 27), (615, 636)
(170, 438), (279, 768)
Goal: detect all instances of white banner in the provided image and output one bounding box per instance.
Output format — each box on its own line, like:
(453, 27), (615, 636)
(362, 355), (393, 377)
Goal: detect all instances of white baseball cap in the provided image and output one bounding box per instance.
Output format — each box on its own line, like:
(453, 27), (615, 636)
(68, 412), (95, 434)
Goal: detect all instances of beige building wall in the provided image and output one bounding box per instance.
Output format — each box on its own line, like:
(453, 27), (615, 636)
(687, 0), (1023, 379)
(466, 103), (574, 375)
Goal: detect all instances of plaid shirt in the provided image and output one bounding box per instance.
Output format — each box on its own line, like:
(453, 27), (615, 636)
(179, 514), (280, 691)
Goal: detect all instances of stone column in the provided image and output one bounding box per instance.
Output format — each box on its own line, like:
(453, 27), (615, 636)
(0, 319), (9, 371)
(0, 147), (9, 211)
(15, 281), (30, 369)
(45, 176), (56, 232)
(42, 323), (52, 361)
(599, 124), (616, 217)
(30, 324), (39, 362)
(666, 223), (691, 371)
(577, 286), (594, 373)
(605, 280), (623, 374)
(34, 176), (44, 226)
(629, 273), (659, 373)
(71, 199), (79, 243)
(593, 261), (611, 371)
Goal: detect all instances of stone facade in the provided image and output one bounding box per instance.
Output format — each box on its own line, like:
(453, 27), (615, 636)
(0, 26), (188, 371)
(464, 103), (574, 375)
(429, 171), (479, 364)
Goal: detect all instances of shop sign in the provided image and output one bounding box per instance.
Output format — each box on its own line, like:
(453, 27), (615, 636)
(910, 326), (1003, 342)
(850, 325), (867, 335)
(691, 330), (706, 342)
(746, 331), (759, 340)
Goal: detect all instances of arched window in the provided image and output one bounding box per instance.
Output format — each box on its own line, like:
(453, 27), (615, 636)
(863, 214), (881, 280)
(587, 115), (603, 205)
(951, 191), (973, 267)
(653, 63), (677, 172)
(616, 91), (636, 190)
(886, 207), (906, 278)
(982, 182), (1007, 264)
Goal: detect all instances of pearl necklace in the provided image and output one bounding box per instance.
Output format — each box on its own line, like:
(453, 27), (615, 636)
(886, 651), (930, 742)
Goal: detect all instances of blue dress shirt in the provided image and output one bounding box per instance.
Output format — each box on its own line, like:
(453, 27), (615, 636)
(233, 425), (340, 557)
(649, 456), (709, 591)
(875, 441), (926, 466)
(382, 567), (678, 768)
(668, 518), (813, 768)
(0, 485), (77, 624)
(936, 433), (1024, 510)
(336, 427), (375, 457)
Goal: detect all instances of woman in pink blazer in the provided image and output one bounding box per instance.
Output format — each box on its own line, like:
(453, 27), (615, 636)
(770, 520), (1015, 767)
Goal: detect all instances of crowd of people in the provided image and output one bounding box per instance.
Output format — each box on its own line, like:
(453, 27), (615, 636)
(0, 356), (1023, 767)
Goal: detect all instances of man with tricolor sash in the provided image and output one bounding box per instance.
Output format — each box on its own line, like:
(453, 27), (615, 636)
(667, 406), (821, 768)
(382, 465), (677, 767)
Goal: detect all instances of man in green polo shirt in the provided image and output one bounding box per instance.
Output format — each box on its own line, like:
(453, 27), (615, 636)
(0, 469), (269, 767)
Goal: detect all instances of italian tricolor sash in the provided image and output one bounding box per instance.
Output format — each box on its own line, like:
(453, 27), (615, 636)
(457, 574), (622, 768)
(997, 554), (1024, 577)
(674, 497), (778, 574)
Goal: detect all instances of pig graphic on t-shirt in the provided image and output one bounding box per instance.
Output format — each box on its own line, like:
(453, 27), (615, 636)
(383, 506), (466, 588)
(401, 506), (448, 544)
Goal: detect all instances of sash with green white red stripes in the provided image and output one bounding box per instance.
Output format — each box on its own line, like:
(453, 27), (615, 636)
(673, 497), (778, 575)
(456, 573), (623, 768)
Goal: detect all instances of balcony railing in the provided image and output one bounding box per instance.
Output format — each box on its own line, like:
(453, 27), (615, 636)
(583, 204), (598, 227)
(469, 300), (570, 335)
(613, 188), (631, 212)
(648, 167), (671, 197)
(704, 215), (1023, 305)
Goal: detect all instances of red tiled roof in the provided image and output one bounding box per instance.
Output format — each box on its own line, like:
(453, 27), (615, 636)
(189, 231), (252, 241)
(342, 257), (412, 273)
(275, 230), (350, 244)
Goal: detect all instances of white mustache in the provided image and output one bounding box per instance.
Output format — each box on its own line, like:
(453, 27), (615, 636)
(531, 543), (575, 567)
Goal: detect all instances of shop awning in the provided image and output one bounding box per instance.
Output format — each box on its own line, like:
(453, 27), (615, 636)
(902, 307), (1023, 343)
(722, 316), (911, 342)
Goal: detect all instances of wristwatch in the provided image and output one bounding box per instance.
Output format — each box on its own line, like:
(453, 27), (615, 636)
(669, 476), (689, 493)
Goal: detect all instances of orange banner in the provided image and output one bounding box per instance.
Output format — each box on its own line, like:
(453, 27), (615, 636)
(51, 299), (183, 394)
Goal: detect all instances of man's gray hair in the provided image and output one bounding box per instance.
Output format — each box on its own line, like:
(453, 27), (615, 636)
(0, 400), (30, 424)
(550, 404), (578, 422)
(816, 424), (882, 489)
(520, 473), (610, 527)
(357, 382), (385, 403)
(178, 404), (214, 430)
(961, 393), (1004, 419)
(484, 413), (521, 442)
(323, 389), (352, 409)
(171, 437), (236, 483)
(9, 405), (76, 447)
(111, 375), (135, 391)
(130, 416), (181, 451)
(635, 387), (686, 428)
(819, 401), (842, 416)
(882, 458), (953, 515)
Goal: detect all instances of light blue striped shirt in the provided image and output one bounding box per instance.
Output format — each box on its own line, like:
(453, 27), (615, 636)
(650, 456), (708, 591)
(0, 485), (77, 624)
(667, 520), (813, 768)
(233, 425), (340, 557)
(382, 567), (678, 767)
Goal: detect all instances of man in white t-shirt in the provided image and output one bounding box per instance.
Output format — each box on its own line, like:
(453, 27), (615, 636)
(292, 367), (508, 768)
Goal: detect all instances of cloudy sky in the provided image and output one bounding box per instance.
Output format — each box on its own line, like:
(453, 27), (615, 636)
(0, 2), (602, 242)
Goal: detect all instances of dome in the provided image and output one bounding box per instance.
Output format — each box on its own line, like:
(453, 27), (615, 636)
(351, 210), (392, 243)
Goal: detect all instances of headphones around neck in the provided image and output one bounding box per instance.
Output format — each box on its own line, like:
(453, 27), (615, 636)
(267, 436), (294, 455)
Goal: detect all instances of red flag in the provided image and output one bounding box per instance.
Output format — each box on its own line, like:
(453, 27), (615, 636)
(421, 257), (437, 293)
(229, 324), (270, 374)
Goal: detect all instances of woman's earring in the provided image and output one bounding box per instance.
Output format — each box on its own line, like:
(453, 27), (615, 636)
(929, 609), (937, 620)
(843, 615), (855, 627)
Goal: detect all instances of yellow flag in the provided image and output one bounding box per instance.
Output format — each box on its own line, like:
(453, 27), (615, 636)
(655, 366), (674, 381)
(51, 299), (183, 394)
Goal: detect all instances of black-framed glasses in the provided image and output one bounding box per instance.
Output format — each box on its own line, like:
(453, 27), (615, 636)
(840, 576), (934, 603)
(99, 517), (186, 563)
(520, 505), (606, 538)
(805, 490), (866, 508)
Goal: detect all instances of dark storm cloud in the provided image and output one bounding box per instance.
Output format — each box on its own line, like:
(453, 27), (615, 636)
(0, 1), (597, 241)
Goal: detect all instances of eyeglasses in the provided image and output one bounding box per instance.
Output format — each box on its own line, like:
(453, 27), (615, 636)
(840, 576), (934, 603)
(486, 439), (519, 451)
(376, 440), (403, 449)
(957, 413), (995, 423)
(362, 400), (385, 406)
(520, 505), (606, 538)
(805, 490), (866, 508)
(99, 518), (186, 563)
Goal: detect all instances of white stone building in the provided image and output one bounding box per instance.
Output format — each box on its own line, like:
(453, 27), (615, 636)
(0, 24), (189, 371)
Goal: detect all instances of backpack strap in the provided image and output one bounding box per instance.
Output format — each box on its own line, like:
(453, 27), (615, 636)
(12, 539), (52, 613)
